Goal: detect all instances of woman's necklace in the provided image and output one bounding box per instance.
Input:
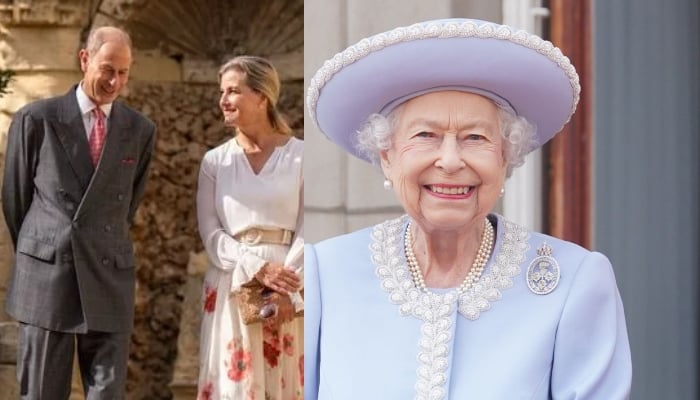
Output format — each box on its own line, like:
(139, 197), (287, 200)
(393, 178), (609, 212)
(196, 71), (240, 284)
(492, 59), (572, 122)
(404, 218), (495, 294)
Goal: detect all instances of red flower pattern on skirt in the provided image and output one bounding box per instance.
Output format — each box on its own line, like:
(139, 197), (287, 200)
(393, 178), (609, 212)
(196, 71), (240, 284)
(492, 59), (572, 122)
(198, 381), (213, 400)
(263, 324), (281, 367)
(282, 333), (294, 356)
(227, 339), (253, 382)
(204, 284), (217, 313)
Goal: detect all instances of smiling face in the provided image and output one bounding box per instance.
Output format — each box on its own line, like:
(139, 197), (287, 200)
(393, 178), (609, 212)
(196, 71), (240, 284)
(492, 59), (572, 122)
(219, 69), (267, 129)
(79, 40), (131, 105)
(380, 91), (507, 233)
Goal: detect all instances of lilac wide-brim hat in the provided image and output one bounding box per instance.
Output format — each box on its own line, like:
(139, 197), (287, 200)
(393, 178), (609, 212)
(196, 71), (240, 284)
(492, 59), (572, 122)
(307, 18), (580, 163)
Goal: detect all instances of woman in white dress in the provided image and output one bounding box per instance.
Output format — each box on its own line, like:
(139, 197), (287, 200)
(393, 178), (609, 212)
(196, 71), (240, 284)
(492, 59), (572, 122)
(196, 56), (304, 400)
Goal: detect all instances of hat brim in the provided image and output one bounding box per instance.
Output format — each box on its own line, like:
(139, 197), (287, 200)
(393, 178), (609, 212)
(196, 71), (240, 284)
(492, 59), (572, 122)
(308, 19), (579, 163)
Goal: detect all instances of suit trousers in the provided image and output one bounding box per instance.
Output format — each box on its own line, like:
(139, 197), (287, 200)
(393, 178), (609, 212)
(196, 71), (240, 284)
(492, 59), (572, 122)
(17, 323), (130, 400)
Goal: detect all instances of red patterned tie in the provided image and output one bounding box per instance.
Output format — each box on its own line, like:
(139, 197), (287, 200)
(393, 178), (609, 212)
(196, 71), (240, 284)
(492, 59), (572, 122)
(89, 108), (106, 166)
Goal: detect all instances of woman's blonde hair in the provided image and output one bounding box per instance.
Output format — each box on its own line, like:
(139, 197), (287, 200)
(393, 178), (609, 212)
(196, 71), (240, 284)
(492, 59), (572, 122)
(218, 56), (292, 135)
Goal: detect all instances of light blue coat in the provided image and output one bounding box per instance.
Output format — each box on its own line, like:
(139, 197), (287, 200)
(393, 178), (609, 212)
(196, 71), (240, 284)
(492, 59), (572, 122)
(305, 214), (631, 400)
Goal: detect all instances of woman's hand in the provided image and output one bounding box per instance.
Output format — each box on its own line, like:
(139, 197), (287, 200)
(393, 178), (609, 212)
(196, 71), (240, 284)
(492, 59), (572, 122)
(255, 262), (301, 295)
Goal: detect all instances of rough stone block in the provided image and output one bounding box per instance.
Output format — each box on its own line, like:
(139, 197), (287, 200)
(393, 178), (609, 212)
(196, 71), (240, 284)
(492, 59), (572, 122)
(0, 322), (17, 364)
(0, 27), (82, 71)
(182, 59), (218, 84)
(170, 384), (197, 400)
(0, 72), (80, 113)
(131, 50), (181, 82)
(170, 254), (204, 393)
(0, 365), (19, 398)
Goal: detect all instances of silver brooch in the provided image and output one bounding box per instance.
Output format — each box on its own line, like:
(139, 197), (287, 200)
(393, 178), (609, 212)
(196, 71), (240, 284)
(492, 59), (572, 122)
(526, 242), (560, 295)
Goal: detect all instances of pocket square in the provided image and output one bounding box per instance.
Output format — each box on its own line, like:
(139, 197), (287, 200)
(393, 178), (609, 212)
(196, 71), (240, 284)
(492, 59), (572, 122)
(121, 157), (136, 165)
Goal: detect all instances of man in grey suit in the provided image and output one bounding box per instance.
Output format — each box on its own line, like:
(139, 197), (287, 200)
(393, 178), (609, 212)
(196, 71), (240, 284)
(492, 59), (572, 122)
(1, 26), (155, 398)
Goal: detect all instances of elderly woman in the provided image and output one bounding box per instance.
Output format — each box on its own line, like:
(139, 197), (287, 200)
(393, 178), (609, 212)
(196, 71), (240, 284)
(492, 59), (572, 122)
(196, 56), (303, 399)
(305, 19), (631, 400)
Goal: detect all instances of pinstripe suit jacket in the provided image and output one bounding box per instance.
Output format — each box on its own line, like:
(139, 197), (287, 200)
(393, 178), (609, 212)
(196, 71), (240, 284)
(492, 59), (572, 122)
(2, 85), (155, 333)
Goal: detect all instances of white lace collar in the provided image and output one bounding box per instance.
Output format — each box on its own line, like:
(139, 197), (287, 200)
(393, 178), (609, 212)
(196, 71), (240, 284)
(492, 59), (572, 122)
(372, 213), (530, 321)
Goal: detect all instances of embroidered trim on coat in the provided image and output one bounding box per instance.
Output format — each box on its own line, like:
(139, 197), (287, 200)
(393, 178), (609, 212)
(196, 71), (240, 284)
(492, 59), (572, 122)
(372, 214), (529, 400)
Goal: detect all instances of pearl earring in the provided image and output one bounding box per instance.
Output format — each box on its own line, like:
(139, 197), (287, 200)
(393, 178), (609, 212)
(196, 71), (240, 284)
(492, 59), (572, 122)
(383, 179), (393, 190)
(499, 187), (505, 197)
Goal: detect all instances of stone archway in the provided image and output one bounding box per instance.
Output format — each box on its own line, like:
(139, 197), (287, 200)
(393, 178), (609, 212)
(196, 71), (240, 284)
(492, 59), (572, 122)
(0, 1), (302, 398)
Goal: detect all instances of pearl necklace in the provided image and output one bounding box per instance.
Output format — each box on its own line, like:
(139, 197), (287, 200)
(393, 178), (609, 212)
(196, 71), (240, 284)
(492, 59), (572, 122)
(404, 218), (495, 294)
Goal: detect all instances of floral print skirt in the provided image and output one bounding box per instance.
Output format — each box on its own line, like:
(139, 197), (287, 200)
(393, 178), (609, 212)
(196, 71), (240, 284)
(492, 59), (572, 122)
(197, 262), (304, 399)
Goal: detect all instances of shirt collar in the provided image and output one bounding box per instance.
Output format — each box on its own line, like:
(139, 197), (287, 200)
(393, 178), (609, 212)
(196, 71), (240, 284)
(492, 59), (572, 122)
(76, 82), (113, 118)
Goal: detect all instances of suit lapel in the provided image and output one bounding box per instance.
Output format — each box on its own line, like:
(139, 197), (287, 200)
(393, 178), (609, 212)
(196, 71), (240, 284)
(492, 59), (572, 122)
(55, 88), (94, 191)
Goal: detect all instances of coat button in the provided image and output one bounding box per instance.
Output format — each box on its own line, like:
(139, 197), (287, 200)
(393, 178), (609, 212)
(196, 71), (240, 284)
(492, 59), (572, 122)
(102, 258), (110, 265)
(72, 222), (79, 229)
(66, 203), (75, 211)
(104, 225), (112, 232)
(117, 194), (124, 201)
